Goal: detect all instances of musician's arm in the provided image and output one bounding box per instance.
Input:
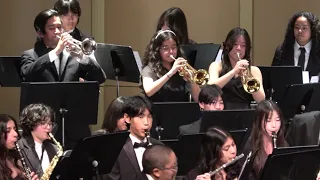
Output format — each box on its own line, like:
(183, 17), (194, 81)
(189, 82), (200, 102)
(78, 54), (106, 84)
(207, 61), (235, 87)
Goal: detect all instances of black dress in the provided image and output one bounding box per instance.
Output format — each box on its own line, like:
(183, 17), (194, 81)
(140, 64), (189, 102)
(220, 72), (252, 109)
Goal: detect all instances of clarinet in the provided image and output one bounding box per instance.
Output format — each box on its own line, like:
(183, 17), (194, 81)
(271, 131), (277, 149)
(145, 130), (152, 146)
(209, 153), (245, 176)
(15, 142), (32, 180)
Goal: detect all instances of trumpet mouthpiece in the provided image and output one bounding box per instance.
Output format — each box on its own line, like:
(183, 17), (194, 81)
(236, 52), (240, 59)
(170, 55), (176, 60)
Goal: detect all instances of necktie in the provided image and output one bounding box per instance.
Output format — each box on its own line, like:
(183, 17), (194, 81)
(298, 47), (306, 70)
(133, 142), (148, 148)
(58, 52), (64, 76)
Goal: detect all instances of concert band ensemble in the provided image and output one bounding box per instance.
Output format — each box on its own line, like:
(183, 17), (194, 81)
(0, 0), (320, 180)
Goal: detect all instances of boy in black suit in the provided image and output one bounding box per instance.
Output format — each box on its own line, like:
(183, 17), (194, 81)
(106, 96), (163, 180)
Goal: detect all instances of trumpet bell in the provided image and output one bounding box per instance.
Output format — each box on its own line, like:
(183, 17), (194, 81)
(243, 77), (260, 94)
(193, 69), (210, 86)
(82, 38), (97, 55)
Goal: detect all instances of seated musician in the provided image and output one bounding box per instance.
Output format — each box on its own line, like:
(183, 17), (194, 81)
(17, 103), (59, 178)
(184, 127), (240, 180)
(141, 144), (178, 180)
(20, 9), (106, 83)
(179, 84), (224, 135)
(93, 96), (129, 135)
(106, 96), (163, 180)
(140, 29), (200, 102)
(242, 100), (288, 180)
(0, 114), (38, 180)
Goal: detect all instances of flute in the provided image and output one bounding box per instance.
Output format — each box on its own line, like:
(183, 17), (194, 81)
(209, 153), (245, 176)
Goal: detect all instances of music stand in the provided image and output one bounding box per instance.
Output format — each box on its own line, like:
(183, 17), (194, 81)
(151, 102), (201, 140)
(181, 43), (221, 70)
(20, 82), (100, 148)
(0, 56), (21, 87)
(257, 66), (302, 101)
(94, 43), (140, 97)
(259, 147), (320, 180)
(57, 131), (130, 179)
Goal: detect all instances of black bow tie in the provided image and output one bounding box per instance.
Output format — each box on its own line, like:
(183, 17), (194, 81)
(133, 142), (148, 148)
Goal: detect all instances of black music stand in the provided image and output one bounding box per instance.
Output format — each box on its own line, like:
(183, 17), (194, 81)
(20, 82), (100, 149)
(258, 66), (302, 101)
(259, 147), (320, 180)
(181, 43), (221, 70)
(151, 102), (201, 140)
(0, 56), (21, 87)
(56, 131), (130, 179)
(172, 130), (249, 176)
(94, 43), (140, 97)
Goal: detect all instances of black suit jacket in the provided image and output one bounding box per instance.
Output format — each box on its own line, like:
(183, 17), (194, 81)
(286, 111), (320, 146)
(106, 137), (163, 180)
(178, 119), (201, 136)
(272, 44), (320, 77)
(20, 39), (106, 83)
(17, 136), (58, 177)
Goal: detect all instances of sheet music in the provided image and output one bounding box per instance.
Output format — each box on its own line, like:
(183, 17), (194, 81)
(133, 51), (142, 73)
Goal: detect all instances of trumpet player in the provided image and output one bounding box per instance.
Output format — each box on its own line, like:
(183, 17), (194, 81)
(140, 29), (200, 102)
(17, 103), (58, 177)
(0, 114), (38, 180)
(20, 9), (106, 83)
(207, 27), (265, 109)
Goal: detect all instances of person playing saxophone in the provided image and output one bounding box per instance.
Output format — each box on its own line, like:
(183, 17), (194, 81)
(17, 103), (59, 177)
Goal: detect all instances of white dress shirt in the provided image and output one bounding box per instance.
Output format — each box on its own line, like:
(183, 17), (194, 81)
(130, 134), (148, 171)
(294, 40), (312, 71)
(34, 141), (50, 172)
(146, 174), (155, 180)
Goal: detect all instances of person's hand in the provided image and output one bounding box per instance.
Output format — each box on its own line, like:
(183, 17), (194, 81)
(54, 32), (73, 55)
(196, 173), (211, 180)
(79, 77), (85, 82)
(168, 56), (186, 76)
(30, 172), (39, 180)
(316, 170), (320, 180)
(232, 59), (248, 77)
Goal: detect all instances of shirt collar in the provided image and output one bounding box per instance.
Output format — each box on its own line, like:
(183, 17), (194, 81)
(146, 174), (155, 180)
(294, 40), (312, 54)
(67, 29), (75, 34)
(34, 140), (42, 149)
(129, 133), (147, 145)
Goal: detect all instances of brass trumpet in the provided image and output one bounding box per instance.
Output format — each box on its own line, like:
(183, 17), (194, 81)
(236, 52), (260, 94)
(170, 55), (209, 86)
(57, 35), (97, 55)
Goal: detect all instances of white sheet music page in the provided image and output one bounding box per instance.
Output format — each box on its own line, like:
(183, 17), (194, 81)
(133, 51), (142, 73)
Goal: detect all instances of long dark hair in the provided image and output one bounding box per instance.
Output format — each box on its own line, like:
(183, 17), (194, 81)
(221, 27), (252, 75)
(250, 100), (288, 178)
(142, 30), (184, 78)
(0, 114), (19, 180)
(278, 12), (320, 65)
(198, 127), (239, 179)
(101, 96), (128, 133)
(156, 7), (190, 45)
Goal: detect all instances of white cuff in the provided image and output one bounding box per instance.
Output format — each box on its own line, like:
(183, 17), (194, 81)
(49, 51), (59, 63)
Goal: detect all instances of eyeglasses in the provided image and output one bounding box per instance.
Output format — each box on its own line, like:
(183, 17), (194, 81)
(160, 45), (177, 52)
(39, 121), (57, 128)
(159, 165), (178, 172)
(294, 26), (310, 32)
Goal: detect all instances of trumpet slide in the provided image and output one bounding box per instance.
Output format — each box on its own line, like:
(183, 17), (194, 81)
(170, 55), (209, 86)
(236, 52), (260, 94)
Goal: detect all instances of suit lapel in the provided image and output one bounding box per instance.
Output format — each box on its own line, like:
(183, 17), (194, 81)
(22, 136), (44, 176)
(123, 139), (141, 174)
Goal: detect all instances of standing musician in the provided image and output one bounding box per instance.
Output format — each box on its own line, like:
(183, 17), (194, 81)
(242, 100), (288, 180)
(0, 114), (38, 180)
(20, 9), (106, 83)
(106, 96), (163, 180)
(53, 0), (91, 41)
(207, 27), (265, 109)
(272, 12), (320, 77)
(140, 29), (200, 102)
(17, 103), (59, 177)
(141, 144), (178, 180)
(184, 127), (240, 180)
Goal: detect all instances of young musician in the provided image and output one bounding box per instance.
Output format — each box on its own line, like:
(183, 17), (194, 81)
(20, 9), (106, 83)
(140, 29), (200, 102)
(141, 145), (178, 180)
(179, 85), (224, 135)
(53, 0), (91, 41)
(272, 12), (320, 77)
(93, 96), (129, 135)
(0, 114), (38, 180)
(207, 27), (265, 109)
(242, 100), (288, 180)
(17, 103), (58, 177)
(185, 127), (240, 180)
(156, 7), (195, 45)
(106, 96), (163, 180)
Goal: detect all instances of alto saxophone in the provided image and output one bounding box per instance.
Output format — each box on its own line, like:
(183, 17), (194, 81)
(41, 133), (63, 180)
